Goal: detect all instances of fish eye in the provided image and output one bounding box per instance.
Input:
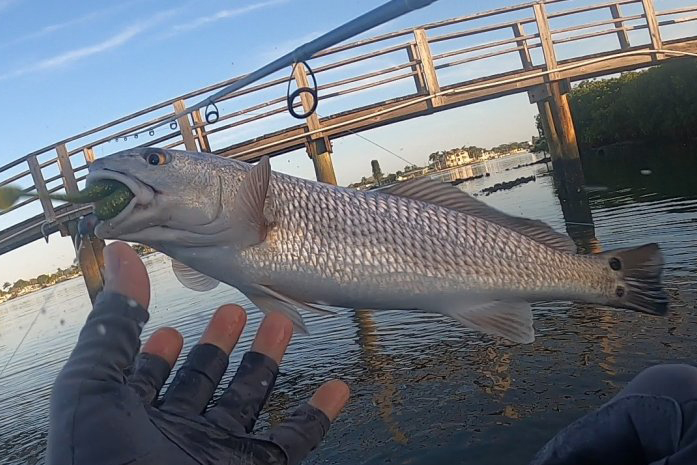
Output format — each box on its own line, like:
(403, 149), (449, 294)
(146, 151), (167, 166)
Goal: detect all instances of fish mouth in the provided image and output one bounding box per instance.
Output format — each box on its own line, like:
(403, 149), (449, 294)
(83, 169), (155, 225)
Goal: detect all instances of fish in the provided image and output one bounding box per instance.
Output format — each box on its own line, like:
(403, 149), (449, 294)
(79, 147), (669, 343)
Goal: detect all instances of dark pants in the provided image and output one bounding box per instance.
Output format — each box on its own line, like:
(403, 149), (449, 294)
(531, 364), (697, 465)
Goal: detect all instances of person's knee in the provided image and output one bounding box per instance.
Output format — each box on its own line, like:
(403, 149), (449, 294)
(618, 364), (697, 403)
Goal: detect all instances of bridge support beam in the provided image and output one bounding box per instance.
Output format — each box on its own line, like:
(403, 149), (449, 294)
(531, 81), (585, 200)
(306, 137), (337, 185)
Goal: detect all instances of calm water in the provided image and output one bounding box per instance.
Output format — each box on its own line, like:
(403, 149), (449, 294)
(1, 147), (696, 464)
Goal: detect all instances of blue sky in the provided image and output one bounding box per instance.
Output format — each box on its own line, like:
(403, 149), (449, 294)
(0, 0), (694, 284)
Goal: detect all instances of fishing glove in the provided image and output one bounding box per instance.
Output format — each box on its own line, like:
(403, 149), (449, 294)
(47, 291), (332, 465)
(529, 364), (697, 465)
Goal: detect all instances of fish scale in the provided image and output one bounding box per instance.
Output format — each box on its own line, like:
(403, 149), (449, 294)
(83, 148), (669, 343)
(240, 174), (597, 303)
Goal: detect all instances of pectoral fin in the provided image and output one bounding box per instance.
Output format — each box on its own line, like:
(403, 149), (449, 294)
(171, 259), (220, 291)
(440, 300), (535, 344)
(232, 155), (272, 248)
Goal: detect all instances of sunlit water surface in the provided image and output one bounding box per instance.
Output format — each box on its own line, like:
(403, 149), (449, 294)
(1, 146), (696, 464)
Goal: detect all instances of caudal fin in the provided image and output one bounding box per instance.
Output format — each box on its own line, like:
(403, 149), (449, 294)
(602, 243), (669, 315)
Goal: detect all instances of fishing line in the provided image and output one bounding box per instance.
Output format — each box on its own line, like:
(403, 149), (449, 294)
(0, 281), (59, 379)
(315, 111), (417, 166)
(0, 232), (88, 379)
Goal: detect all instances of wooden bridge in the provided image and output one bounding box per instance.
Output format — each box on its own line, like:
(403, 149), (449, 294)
(1, 0), (696, 298)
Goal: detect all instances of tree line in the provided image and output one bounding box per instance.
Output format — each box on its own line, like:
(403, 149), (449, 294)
(0, 243), (157, 302)
(566, 60), (697, 148)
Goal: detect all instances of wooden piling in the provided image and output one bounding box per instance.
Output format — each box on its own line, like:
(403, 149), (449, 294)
(173, 99), (199, 151)
(57, 145), (107, 303)
(413, 28), (443, 107)
(292, 62), (338, 185)
(306, 137), (338, 185)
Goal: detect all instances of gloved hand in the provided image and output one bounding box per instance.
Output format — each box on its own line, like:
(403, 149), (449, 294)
(530, 364), (697, 465)
(47, 242), (350, 465)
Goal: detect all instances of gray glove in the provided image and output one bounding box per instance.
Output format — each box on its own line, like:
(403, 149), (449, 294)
(47, 291), (331, 465)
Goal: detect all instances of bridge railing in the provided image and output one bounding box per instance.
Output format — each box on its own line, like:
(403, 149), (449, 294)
(1, 0), (696, 251)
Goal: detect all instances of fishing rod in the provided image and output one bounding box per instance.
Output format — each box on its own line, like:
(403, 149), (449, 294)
(127, 0), (439, 137)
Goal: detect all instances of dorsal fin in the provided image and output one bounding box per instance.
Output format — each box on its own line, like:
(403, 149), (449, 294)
(384, 177), (576, 253)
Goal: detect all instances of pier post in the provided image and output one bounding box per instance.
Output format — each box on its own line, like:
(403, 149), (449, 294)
(292, 62), (338, 185)
(306, 137), (338, 185)
(69, 220), (106, 303)
(173, 99), (199, 151)
(61, 146), (106, 303)
(531, 82), (585, 199)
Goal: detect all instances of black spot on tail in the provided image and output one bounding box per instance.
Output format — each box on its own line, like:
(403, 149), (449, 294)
(603, 243), (669, 315)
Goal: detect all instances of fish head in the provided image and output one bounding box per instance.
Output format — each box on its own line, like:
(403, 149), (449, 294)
(86, 148), (223, 245)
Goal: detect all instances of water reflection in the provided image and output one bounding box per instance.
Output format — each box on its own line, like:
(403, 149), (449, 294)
(2, 149), (697, 465)
(353, 309), (408, 444)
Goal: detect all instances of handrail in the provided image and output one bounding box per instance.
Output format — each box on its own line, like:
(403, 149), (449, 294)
(2, 0), (697, 254)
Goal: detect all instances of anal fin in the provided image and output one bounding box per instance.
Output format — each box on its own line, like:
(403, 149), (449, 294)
(244, 293), (309, 335)
(441, 300), (535, 344)
(249, 284), (336, 316)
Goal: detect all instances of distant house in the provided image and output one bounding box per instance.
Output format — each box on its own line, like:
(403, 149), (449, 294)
(349, 176), (375, 191)
(397, 166), (428, 181)
(444, 149), (470, 167)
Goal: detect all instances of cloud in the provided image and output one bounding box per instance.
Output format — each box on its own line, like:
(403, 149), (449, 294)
(166, 0), (288, 36)
(0, 9), (178, 81)
(0, 3), (129, 49)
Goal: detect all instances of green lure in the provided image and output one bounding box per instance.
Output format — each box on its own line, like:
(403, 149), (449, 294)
(0, 179), (134, 220)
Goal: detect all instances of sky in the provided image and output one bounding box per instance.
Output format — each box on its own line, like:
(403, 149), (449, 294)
(0, 0), (695, 284)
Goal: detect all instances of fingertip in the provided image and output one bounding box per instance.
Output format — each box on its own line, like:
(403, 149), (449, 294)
(142, 327), (183, 367)
(103, 241), (150, 309)
(309, 380), (350, 422)
(200, 304), (247, 354)
(251, 312), (293, 365)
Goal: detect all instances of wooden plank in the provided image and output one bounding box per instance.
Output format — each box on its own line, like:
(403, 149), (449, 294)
(641, 0), (663, 50)
(56, 143), (79, 195)
(292, 62), (323, 138)
(191, 109), (211, 152)
(406, 43), (427, 93)
(413, 28), (443, 107)
(534, 2), (558, 79)
(26, 155), (56, 223)
(547, 0), (640, 20)
(83, 147), (96, 164)
(513, 22), (533, 69)
(173, 99), (198, 151)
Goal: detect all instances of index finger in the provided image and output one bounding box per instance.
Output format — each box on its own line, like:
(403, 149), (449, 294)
(60, 242), (151, 384)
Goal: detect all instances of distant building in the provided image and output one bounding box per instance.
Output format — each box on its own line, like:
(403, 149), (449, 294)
(444, 149), (470, 167)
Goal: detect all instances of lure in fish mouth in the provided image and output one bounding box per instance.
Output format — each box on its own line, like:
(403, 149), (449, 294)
(71, 178), (135, 220)
(81, 147), (224, 244)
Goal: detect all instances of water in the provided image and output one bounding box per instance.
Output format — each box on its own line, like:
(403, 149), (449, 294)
(1, 146), (696, 464)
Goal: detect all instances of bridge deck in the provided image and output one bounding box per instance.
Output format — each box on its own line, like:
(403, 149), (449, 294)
(1, 0), (696, 256)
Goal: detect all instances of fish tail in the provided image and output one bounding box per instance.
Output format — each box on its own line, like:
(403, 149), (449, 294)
(601, 243), (669, 315)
